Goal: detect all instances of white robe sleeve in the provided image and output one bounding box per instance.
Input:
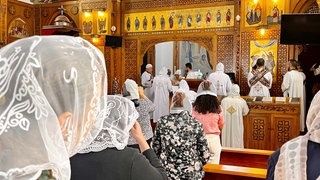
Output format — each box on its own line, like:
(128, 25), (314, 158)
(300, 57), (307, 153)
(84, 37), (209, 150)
(281, 72), (290, 93)
(141, 72), (152, 88)
(265, 72), (273, 89)
(241, 99), (249, 116)
(247, 72), (254, 87)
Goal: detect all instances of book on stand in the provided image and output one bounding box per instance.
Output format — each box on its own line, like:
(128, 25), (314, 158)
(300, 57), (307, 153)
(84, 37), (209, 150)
(245, 97), (255, 103)
(275, 97), (286, 103)
(254, 96), (263, 102)
(262, 97), (273, 102)
(289, 97), (300, 103)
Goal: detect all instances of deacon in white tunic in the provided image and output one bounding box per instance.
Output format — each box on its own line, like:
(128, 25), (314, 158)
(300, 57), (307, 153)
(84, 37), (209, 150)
(141, 64), (154, 101)
(207, 62), (232, 96)
(221, 84), (249, 148)
(247, 58), (272, 97)
(153, 67), (173, 122)
(281, 60), (306, 131)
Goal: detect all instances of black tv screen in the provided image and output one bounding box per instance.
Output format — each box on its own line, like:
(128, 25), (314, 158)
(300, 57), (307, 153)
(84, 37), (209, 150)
(105, 35), (122, 47)
(280, 14), (320, 45)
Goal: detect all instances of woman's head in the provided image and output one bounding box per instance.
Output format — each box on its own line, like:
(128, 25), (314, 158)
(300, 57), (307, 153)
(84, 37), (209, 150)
(194, 81), (220, 114)
(79, 95), (139, 152)
(0, 36), (108, 179)
(122, 79), (140, 107)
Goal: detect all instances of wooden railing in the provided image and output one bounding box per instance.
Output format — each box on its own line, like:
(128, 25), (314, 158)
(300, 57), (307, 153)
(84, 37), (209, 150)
(203, 148), (274, 180)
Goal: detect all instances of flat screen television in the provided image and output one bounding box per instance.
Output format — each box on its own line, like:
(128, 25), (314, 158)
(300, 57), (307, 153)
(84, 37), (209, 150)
(281, 14), (320, 45)
(105, 35), (122, 47)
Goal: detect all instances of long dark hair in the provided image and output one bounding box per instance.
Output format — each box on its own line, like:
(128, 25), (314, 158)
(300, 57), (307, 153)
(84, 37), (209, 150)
(193, 94), (221, 114)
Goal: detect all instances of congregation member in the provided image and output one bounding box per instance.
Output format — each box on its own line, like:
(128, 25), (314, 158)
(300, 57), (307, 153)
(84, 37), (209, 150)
(122, 79), (155, 148)
(266, 90), (320, 180)
(207, 62), (232, 96)
(247, 58), (273, 97)
(179, 79), (197, 103)
(192, 81), (225, 164)
(153, 67), (173, 122)
(141, 63), (154, 101)
(185, 62), (197, 79)
(0, 36), (108, 179)
(281, 59), (306, 132)
(221, 84), (249, 148)
(171, 69), (182, 86)
(152, 90), (210, 179)
(71, 95), (168, 180)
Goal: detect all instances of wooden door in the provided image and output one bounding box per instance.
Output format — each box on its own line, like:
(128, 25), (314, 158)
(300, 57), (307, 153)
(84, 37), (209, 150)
(244, 114), (271, 150)
(270, 114), (300, 150)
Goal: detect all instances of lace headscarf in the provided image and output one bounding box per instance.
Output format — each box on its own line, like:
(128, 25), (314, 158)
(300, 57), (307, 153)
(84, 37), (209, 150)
(275, 90), (320, 180)
(197, 80), (217, 97)
(179, 80), (190, 91)
(170, 89), (192, 114)
(0, 36), (108, 180)
(79, 95), (139, 152)
(122, 79), (139, 100)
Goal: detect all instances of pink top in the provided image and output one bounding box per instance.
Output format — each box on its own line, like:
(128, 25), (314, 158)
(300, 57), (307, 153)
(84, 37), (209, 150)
(192, 106), (225, 135)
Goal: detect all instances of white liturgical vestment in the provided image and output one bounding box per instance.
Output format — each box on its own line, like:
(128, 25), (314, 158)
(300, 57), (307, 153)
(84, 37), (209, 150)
(141, 71), (154, 101)
(221, 85), (249, 148)
(247, 68), (272, 97)
(153, 68), (173, 122)
(207, 63), (232, 96)
(281, 70), (305, 131)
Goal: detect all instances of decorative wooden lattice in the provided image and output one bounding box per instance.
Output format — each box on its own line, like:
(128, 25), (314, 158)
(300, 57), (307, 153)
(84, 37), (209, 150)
(252, 119), (265, 141)
(217, 35), (234, 73)
(277, 120), (290, 143)
(240, 30), (288, 96)
(124, 39), (138, 80)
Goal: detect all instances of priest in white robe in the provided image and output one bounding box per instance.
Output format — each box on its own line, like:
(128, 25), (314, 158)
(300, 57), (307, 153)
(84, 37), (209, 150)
(221, 84), (249, 148)
(281, 60), (306, 131)
(247, 58), (273, 97)
(153, 67), (173, 122)
(141, 64), (154, 101)
(207, 62), (232, 96)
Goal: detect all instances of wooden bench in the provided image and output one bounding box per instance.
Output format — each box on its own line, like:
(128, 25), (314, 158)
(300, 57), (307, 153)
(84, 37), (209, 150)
(220, 147), (274, 169)
(203, 148), (273, 179)
(203, 164), (267, 180)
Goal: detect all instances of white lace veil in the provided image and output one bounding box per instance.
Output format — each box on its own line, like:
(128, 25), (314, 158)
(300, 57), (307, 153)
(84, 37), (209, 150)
(275, 90), (320, 180)
(79, 95), (139, 153)
(170, 89), (192, 113)
(197, 80), (217, 97)
(0, 36), (108, 180)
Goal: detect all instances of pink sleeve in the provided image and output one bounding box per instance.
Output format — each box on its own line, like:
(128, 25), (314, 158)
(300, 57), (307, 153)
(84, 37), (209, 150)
(218, 106), (225, 126)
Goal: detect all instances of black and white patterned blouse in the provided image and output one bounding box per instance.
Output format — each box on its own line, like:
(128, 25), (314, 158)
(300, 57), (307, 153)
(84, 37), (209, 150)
(128, 98), (155, 145)
(152, 110), (210, 180)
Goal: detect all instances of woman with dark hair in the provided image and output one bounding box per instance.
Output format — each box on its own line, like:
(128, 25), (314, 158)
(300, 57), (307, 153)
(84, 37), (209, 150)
(192, 80), (225, 164)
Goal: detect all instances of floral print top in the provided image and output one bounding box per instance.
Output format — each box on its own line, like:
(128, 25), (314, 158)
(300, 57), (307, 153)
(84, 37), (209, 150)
(152, 110), (210, 180)
(128, 98), (155, 145)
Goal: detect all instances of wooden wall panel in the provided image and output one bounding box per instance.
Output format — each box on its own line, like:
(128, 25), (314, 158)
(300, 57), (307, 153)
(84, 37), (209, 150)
(217, 35), (234, 73)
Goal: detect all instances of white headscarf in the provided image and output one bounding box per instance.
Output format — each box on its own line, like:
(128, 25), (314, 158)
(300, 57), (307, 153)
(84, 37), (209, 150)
(79, 95), (139, 152)
(229, 84), (241, 97)
(179, 80), (190, 91)
(170, 89), (192, 114)
(159, 67), (168, 76)
(275, 90), (320, 180)
(216, 62), (225, 72)
(123, 79), (139, 100)
(197, 80), (217, 97)
(0, 36), (108, 179)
